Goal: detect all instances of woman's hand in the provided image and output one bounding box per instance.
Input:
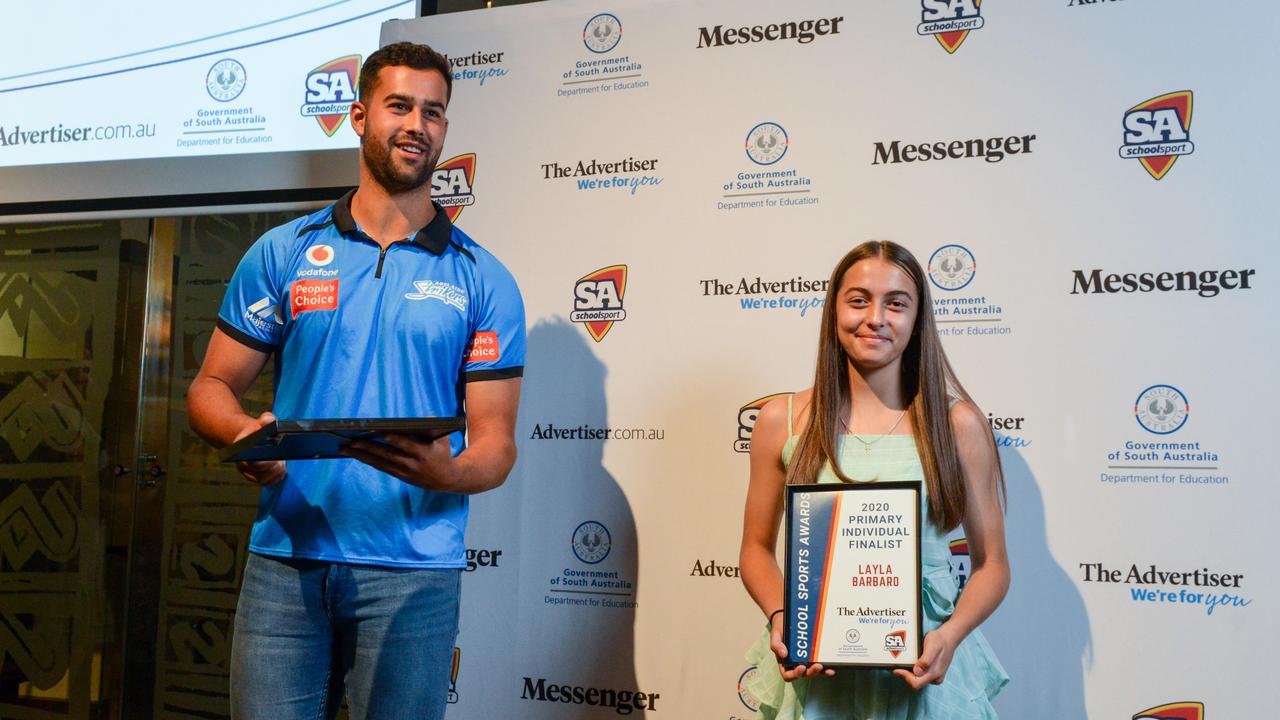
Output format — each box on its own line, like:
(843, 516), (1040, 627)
(893, 627), (957, 690)
(771, 612), (835, 681)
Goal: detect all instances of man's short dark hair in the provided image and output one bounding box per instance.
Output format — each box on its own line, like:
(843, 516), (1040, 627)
(359, 41), (453, 104)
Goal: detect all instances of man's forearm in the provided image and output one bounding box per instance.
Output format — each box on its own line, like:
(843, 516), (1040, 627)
(446, 435), (516, 494)
(187, 376), (258, 448)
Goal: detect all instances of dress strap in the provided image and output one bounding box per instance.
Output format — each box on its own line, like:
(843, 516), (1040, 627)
(786, 393), (795, 437)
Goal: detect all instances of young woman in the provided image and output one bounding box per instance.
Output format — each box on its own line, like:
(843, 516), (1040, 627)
(739, 241), (1010, 719)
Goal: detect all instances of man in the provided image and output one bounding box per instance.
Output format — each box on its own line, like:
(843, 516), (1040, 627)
(187, 42), (524, 720)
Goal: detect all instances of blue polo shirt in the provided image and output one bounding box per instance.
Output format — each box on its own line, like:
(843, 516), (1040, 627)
(217, 189), (525, 567)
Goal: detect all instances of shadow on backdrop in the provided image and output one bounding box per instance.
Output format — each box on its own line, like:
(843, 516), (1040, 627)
(985, 446), (1090, 717)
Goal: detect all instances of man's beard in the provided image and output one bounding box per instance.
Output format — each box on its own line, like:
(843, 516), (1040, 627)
(361, 131), (437, 194)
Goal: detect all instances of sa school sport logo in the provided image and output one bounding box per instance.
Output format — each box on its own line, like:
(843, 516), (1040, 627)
(301, 55), (360, 136)
(571, 265), (626, 342)
(884, 629), (908, 659)
(433, 153), (477, 222)
(735, 393), (789, 453)
(1135, 384), (1189, 435)
(949, 538), (970, 592)
(1134, 702), (1204, 720)
(1120, 91), (1194, 180)
(919, 0), (984, 54)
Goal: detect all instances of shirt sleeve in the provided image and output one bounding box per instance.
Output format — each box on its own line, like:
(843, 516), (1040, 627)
(215, 229), (288, 352)
(463, 254), (525, 382)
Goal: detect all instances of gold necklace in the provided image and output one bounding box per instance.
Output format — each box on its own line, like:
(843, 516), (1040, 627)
(841, 409), (909, 454)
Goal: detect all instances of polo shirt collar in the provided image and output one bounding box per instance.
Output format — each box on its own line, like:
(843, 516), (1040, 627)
(331, 188), (453, 256)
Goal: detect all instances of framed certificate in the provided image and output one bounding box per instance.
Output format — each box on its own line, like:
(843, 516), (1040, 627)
(219, 417), (465, 463)
(783, 482), (923, 669)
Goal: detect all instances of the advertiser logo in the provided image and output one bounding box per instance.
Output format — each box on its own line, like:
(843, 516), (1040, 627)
(301, 55), (360, 136)
(1134, 384), (1188, 435)
(1080, 562), (1250, 616)
(447, 647), (460, 704)
(988, 411), (1030, 448)
(206, 59), (246, 102)
(584, 13), (623, 54)
(465, 332), (500, 363)
(735, 393), (788, 453)
(1103, 385), (1227, 487)
(571, 265), (627, 342)
(1120, 91), (1194, 180)
(690, 559), (740, 579)
(290, 279), (338, 318)
(697, 16), (844, 49)
(1069, 266), (1256, 298)
(547, 520), (637, 610)
(720, 123), (818, 211)
(444, 50), (508, 87)
(1134, 702), (1204, 720)
(244, 297), (283, 331)
(542, 157), (662, 195)
(746, 122), (788, 165)
(884, 629), (908, 659)
(433, 153), (476, 222)
(560, 13), (647, 97)
(737, 667), (761, 712)
(520, 676), (661, 713)
(405, 280), (467, 313)
(919, 0), (984, 54)
(305, 244), (335, 267)
(928, 244), (1010, 337)
(949, 538), (970, 593)
(701, 275), (827, 316)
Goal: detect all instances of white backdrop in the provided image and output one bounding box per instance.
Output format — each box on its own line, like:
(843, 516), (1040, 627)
(382, 2), (1277, 718)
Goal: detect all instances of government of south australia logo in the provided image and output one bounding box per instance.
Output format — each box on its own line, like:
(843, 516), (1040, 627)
(1120, 91), (1194, 180)
(572, 521), (611, 564)
(301, 55), (360, 136)
(746, 122), (788, 165)
(928, 245), (976, 291)
(735, 393), (788, 453)
(206, 59), (246, 102)
(571, 265), (627, 342)
(737, 667), (761, 712)
(433, 153), (477, 222)
(919, 0), (983, 54)
(1134, 384), (1189, 435)
(584, 13), (622, 54)
(1133, 701), (1204, 720)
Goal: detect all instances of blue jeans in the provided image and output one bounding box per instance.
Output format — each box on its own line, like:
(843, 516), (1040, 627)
(230, 553), (461, 720)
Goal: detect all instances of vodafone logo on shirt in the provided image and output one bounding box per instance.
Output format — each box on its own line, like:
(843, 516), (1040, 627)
(291, 279), (339, 317)
(466, 331), (501, 362)
(306, 244), (336, 266)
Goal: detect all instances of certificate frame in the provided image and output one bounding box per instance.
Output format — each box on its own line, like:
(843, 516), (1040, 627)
(783, 481), (923, 669)
(219, 417), (465, 463)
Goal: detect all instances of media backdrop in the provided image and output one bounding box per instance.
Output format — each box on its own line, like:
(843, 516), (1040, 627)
(379, 2), (1275, 718)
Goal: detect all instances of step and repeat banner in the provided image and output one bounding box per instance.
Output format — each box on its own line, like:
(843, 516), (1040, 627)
(381, 2), (1275, 718)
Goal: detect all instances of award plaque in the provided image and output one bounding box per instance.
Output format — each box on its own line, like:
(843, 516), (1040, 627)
(783, 482), (923, 669)
(219, 417), (465, 463)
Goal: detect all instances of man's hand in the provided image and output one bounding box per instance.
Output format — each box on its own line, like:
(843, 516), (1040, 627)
(343, 433), (460, 492)
(233, 411), (285, 486)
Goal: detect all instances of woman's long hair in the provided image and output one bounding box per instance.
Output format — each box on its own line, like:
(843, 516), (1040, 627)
(787, 241), (1003, 531)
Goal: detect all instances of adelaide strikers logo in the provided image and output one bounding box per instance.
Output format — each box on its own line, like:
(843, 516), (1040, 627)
(572, 521), (611, 564)
(735, 393), (788, 453)
(206, 58), (246, 102)
(570, 265), (627, 342)
(919, 0), (984, 54)
(1134, 384), (1189, 435)
(584, 13), (622, 54)
(1133, 701), (1204, 720)
(746, 122), (789, 165)
(884, 629), (907, 659)
(737, 667), (762, 712)
(305, 244), (335, 267)
(301, 55), (360, 137)
(432, 153), (477, 222)
(928, 245), (976, 291)
(1119, 91), (1195, 181)
(949, 538), (970, 592)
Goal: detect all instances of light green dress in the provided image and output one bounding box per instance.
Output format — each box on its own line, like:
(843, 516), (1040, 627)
(744, 398), (1008, 719)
